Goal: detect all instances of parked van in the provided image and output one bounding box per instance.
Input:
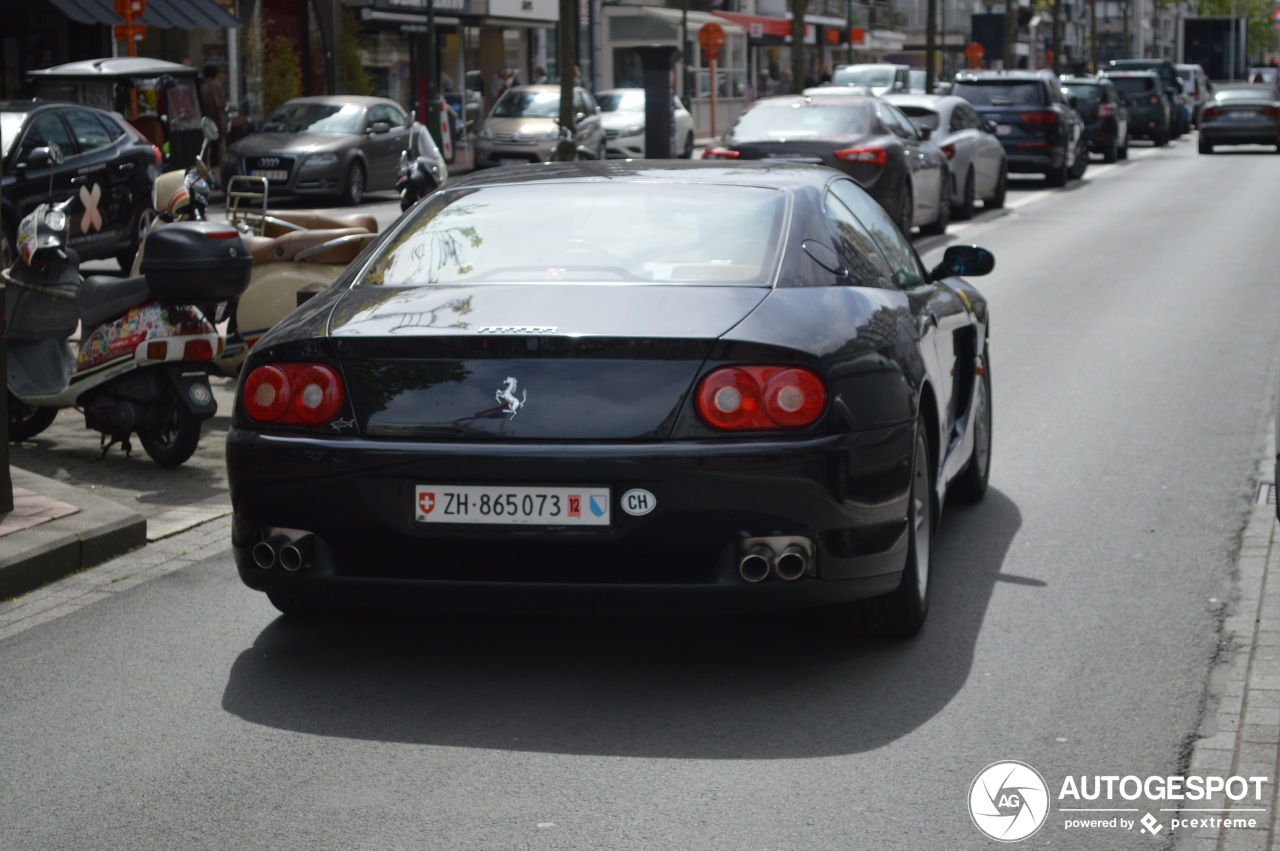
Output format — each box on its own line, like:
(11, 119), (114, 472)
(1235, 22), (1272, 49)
(1175, 63), (1211, 127)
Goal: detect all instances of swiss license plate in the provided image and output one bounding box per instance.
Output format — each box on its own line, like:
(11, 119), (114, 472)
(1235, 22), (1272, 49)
(996, 124), (1013, 135)
(252, 169), (288, 181)
(415, 485), (611, 526)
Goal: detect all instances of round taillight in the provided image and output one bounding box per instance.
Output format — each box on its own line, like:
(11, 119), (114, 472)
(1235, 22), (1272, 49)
(696, 368), (759, 429)
(288, 364), (345, 425)
(243, 365), (290, 422)
(764, 369), (827, 427)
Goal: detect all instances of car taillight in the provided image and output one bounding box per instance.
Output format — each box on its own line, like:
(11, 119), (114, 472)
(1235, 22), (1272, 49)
(1202, 106), (1222, 121)
(834, 146), (887, 166)
(695, 366), (827, 431)
(1261, 107), (1280, 118)
(1098, 103), (1114, 118)
(702, 147), (741, 159)
(939, 143), (957, 160)
(242, 363), (345, 427)
(1148, 95), (1160, 106)
(1019, 111), (1057, 125)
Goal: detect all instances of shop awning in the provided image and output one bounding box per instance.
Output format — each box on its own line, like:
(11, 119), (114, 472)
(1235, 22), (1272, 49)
(712, 11), (796, 39)
(44, 0), (242, 29)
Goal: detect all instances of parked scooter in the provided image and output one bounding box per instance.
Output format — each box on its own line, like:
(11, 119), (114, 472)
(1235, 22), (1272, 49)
(395, 117), (450, 211)
(3, 143), (251, 466)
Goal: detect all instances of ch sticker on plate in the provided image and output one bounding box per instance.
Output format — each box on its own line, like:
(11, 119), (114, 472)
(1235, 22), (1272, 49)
(415, 485), (610, 526)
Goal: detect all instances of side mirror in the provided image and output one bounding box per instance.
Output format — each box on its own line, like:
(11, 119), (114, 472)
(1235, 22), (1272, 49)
(929, 245), (995, 281)
(369, 121), (391, 135)
(22, 145), (61, 170)
(802, 240), (847, 279)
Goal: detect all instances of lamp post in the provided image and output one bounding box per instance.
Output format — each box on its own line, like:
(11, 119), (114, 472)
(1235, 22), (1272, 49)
(846, 0), (853, 64)
(682, 0), (690, 100)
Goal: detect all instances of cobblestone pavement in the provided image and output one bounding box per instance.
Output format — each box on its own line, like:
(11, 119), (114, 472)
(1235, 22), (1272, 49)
(7, 375), (237, 539)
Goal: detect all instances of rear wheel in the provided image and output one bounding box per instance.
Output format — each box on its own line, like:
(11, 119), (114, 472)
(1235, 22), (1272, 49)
(1045, 153), (1068, 187)
(951, 345), (992, 502)
(985, 163), (1007, 209)
(955, 168), (976, 220)
(1198, 137), (1213, 155)
(340, 161), (366, 206)
(1068, 140), (1089, 180)
(897, 181), (914, 237)
(1118, 137), (1129, 160)
(8, 394), (58, 441)
(680, 131), (695, 159)
(1102, 134), (1119, 163)
(1154, 128), (1169, 147)
(138, 388), (202, 467)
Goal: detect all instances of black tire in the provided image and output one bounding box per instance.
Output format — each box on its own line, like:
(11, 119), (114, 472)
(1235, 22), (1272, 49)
(951, 344), (992, 502)
(1118, 138), (1129, 160)
(1045, 153), (1068, 187)
(832, 413), (934, 638)
(1068, 140), (1088, 180)
(8, 394), (58, 441)
(985, 163), (1007, 209)
(138, 389), (202, 467)
(897, 181), (914, 237)
(955, 168), (976, 220)
(1199, 137), (1213, 155)
(1154, 129), (1169, 147)
(919, 177), (949, 236)
(340, 161), (365, 206)
(267, 591), (345, 618)
(680, 132), (695, 159)
(1102, 134), (1119, 163)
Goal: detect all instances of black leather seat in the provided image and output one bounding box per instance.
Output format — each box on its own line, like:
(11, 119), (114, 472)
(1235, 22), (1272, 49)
(77, 275), (151, 327)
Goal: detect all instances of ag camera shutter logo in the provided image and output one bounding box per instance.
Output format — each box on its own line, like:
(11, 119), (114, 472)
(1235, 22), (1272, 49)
(968, 760), (1050, 842)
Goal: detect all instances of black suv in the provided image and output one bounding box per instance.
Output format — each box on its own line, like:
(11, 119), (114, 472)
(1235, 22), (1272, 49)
(1102, 71), (1171, 146)
(1, 100), (160, 270)
(1106, 59), (1185, 136)
(951, 69), (1087, 187)
(1061, 75), (1129, 162)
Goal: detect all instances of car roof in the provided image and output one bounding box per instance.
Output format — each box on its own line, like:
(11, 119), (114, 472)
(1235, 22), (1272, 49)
(954, 70), (1054, 82)
(0, 99), (117, 116)
(440, 160), (839, 192)
(279, 95), (400, 107)
(882, 93), (963, 108)
(27, 57), (198, 79)
(1102, 70), (1160, 77)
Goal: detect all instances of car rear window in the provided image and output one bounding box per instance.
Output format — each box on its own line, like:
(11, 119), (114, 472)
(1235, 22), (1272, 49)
(1062, 83), (1102, 102)
(1214, 86), (1277, 103)
(951, 81), (1045, 106)
(362, 182), (787, 287)
(732, 102), (873, 137)
(1111, 77), (1156, 96)
(894, 105), (940, 131)
(491, 91), (560, 118)
(831, 67), (894, 88)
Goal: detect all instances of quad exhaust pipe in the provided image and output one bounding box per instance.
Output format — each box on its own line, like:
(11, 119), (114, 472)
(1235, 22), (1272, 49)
(252, 532), (316, 571)
(736, 537), (815, 583)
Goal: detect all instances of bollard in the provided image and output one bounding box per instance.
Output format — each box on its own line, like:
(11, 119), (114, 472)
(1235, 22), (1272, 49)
(634, 46), (681, 160)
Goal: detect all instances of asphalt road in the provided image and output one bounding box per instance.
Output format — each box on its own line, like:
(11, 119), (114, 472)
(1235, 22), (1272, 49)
(3, 141), (1278, 850)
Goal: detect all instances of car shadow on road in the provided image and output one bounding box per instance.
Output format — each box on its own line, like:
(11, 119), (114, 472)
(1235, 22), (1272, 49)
(221, 489), (1023, 759)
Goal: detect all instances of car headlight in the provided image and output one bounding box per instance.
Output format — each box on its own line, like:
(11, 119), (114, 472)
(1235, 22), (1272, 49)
(537, 129), (560, 142)
(304, 152), (339, 166)
(477, 127), (494, 140)
(619, 123), (645, 137)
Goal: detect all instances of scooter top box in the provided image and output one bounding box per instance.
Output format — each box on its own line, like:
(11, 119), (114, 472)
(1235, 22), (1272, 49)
(140, 221), (253, 302)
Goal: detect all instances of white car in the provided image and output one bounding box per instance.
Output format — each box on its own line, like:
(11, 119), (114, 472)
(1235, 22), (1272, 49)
(597, 88), (695, 159)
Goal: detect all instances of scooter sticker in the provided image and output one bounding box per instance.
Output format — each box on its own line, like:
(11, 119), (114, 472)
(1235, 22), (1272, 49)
(78, 183), (103, 233)
(189, 384), (212, 406)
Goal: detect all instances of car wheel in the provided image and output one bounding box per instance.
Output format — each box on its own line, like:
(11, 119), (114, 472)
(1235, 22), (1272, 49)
(116, 205), (155, 272)
(1045, 153), (1068, 187)
(897, 181), (914, 236)
(951, 343), (992, 502)
(138, 388), (202, 467)
(1118, 138), (1129, 160)
(955, 168), (976, 220)
(340, 161), (366, 206)
(681, 131), (695, 159)
(1102, 134), (1119, 163)
(835, 413), (933, 638)
(985, 163), (1007, 209)
(1199, 137), (1213, 155)
(267, 590), (345, 617)
(1154, 129), (1169, 147)
(1069, 140), (1088, 180)
(920, 178), (949, 235)
(9, 394), (58, 441)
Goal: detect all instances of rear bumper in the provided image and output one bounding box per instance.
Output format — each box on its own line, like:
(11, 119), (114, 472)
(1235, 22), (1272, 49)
(1199, 125), (1280, 146)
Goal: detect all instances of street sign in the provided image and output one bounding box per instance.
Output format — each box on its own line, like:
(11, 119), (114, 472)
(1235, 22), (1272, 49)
(965, 41), (985, 68)
(114, 24), (147, 42)
(698, 22), (726, 63)
(114, 0), (145, 17)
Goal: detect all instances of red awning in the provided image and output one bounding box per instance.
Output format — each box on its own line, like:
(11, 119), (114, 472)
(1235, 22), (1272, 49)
(712, 11), (804, 39)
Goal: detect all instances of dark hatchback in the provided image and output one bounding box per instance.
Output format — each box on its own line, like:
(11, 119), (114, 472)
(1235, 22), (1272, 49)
(1198, 84), (1280, 153)
(951, 70), (1087, 186)
(703, 94), (950, 237)
(1107, 58), (1185, 136)
(225, 161), (997, 638)
(1, 99), (160, 270)
(1060, 76), (1129, 162)
(1102, 71), (1171, 146)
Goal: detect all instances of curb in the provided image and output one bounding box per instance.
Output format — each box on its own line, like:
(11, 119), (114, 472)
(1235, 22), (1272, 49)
(0, 467), (147, 600)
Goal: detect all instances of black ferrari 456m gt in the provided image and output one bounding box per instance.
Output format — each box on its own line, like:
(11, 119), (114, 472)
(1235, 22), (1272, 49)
(226, 160), (995, 638)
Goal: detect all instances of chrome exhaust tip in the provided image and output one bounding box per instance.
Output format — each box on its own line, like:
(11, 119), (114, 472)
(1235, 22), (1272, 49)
(278, 535), (314, 572)
(738, 544), (773, 584)
(773, 544), (808, 581)
(252, 534), (289, 570)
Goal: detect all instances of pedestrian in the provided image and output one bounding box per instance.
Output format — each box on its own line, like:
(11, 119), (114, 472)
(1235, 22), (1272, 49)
(197, 64), (228, 176)
(532, 66), (548, 84)
(778, 69), (794, 94)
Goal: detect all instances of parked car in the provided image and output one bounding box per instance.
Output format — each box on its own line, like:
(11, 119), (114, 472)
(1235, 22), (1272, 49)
(1197, 84), (1280, 154)
(883, 93), (1008, 217)
(222, 95), (413, 206)
(1060, 75), (1129, 162)
(1106, 59), (1185, 136)
(951, 69), (1087, 186)
(703, 94), (951, 236)
(1175, 63), (1212, 127)
(473, 84), (605, 167)
(26, 57), (205, 170)
(1101, 71), (1171, 147)
(225, 160), (996, 638)
(830, 63), (911, 95)
(1, 99), (160, 270)
(596, 88), (695, 159)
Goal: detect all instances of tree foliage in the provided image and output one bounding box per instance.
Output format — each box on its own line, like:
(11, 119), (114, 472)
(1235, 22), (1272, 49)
(262, 34), (302, 115)
(336, 10), (375, 95)
(1198, 0), (1278, 62)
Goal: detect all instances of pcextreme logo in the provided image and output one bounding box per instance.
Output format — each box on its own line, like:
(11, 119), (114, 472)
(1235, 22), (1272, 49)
(967, 761), (1271, 842)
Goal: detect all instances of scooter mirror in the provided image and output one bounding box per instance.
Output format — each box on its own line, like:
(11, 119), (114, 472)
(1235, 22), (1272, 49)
(201, 116), (220, 141)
